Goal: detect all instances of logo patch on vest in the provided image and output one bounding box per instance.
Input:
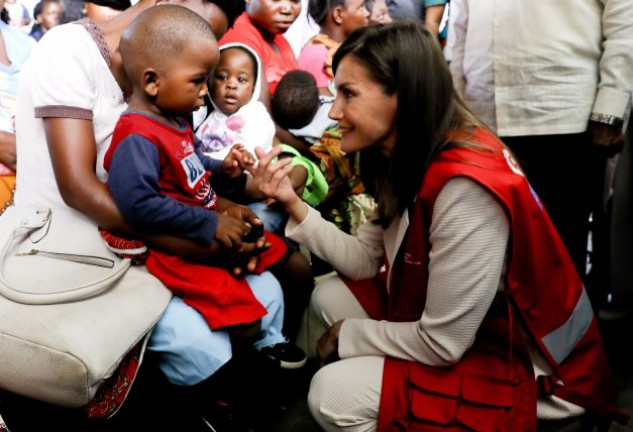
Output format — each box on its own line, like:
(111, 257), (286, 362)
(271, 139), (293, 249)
(181, 152), (206, 188)
(503, 149), (524, 177)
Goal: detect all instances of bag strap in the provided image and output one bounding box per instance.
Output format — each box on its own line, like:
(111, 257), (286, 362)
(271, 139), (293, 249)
(0, 208), (131, 305)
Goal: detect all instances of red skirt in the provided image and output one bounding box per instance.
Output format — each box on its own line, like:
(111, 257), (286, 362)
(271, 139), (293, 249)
(146, 231), (286, 330)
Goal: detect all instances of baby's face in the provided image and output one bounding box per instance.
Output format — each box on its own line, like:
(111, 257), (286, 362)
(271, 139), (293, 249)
(211, 48), (256, 116)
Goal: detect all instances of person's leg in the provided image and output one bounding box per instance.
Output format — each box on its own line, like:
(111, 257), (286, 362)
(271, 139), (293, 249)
(268, 245), (315, 343)
(246, 271), (287, 349)
(308, 356), (384, 432)
(311, 274), (371, 327)
(148, 296), (232, 386)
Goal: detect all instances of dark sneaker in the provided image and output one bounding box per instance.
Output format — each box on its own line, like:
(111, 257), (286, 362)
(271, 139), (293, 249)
(202, 398), (250, 432)
(260, 342), (307, 370)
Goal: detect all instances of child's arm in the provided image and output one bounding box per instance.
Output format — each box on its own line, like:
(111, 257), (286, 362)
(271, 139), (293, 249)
(108, 134), (247, 248)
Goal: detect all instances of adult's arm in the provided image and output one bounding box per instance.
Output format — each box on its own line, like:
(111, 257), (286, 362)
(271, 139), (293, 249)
(589, 0), (633, 152)
(424, 2), (446, 38)
(250, 146), (384, 278)
(338, 177), (509, 366)
(589, 0), (633, 153)
(43, 117), (259, 267)
(0, 131), (16, 171)
(446, 0), (467, 96)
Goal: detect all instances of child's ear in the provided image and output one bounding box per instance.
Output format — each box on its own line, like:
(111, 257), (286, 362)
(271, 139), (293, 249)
(142, 68), (160, 97)
(333, 6), (344, 25)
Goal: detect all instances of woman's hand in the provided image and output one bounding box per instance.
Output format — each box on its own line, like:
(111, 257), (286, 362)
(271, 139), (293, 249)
(250, 147), (308, 222)
(316, 320), (344, 367)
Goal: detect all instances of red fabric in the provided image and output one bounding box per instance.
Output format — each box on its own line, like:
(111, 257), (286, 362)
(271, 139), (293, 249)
(146, 231), (287, 330)
(87, 339), (144, 419)
(220, 13), (297, 96)
(106, 113), (216, 210)
(106, 112), (288, 330)
(344, 128), (625, 430)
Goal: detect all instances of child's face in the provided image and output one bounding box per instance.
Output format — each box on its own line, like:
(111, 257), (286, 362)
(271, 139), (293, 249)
(340, 0), (370, 36)
(368, 0), (391, 24)
(246, 0), (301, 35)
(153, 39), (217, 117)
(39, 2), (61, 30)
(211, 48), (256, 116)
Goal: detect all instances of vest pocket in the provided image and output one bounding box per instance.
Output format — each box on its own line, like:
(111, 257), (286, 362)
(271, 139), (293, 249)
(455, 375), (514, 431)
(409, 369), (515, 431)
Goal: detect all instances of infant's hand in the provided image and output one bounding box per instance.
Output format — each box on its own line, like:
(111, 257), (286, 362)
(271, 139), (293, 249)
(215, 213), (248, 250)
(222, 144), (255, 178)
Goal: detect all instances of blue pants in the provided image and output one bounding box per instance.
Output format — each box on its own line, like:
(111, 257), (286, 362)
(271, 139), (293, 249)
(248, 201), (288, 235)
(147, 271), (285, 385)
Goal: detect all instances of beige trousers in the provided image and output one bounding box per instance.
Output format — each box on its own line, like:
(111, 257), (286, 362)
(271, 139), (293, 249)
(308, 275), (384, 432)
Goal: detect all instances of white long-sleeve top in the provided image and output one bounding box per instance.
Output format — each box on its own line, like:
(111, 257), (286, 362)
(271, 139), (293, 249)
(287, 177), (583, 419)
(447, 0), (633, 136)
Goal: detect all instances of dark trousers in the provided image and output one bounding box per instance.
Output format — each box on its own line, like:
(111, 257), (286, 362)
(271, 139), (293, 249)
(502, 133), (609, 297)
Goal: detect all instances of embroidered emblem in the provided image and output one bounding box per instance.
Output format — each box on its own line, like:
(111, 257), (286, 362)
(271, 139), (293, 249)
(503, 149), (524, 177)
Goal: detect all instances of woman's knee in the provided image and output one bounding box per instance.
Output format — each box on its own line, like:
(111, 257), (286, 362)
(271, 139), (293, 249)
(311, 276), (365, 326)
(308, 357), (382, 432)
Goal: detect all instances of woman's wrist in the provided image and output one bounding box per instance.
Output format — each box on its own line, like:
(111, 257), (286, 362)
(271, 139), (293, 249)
(285, 193), (309, 223)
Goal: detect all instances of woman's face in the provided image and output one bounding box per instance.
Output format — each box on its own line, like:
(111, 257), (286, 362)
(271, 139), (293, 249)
(246, 0), (301, 35)
(329, 55), (397, 156)
(340, 0), (369, 36)
(40, 1), (62, 30)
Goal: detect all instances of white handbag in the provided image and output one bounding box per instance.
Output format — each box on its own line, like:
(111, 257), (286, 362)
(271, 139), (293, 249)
(0, 206), (171, 408)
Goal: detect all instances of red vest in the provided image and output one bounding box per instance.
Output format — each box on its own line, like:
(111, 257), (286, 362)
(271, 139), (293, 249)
(360, 129), (628, 430)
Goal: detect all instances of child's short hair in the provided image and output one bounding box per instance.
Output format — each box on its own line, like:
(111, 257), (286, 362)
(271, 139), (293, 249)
(120, 5), (216, 83)
(272, 70), (320, 130)
(308, 0), (346, 26)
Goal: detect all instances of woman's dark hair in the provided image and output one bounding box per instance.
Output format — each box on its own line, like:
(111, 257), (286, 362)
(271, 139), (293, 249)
(1, 8), (8, 24)
(308, 0), (345, 26)
(207, 0), (243, 28)
(86, 0), (131, 11)
(59, 0), (85, 24)
(332, 21), (481, 226)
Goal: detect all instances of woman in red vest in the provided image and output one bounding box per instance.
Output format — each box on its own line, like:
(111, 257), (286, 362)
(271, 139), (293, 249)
(251, 22), (628, 431)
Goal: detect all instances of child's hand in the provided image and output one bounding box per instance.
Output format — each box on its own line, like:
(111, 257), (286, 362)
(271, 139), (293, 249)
(215, 213), (249, 250)
(223, 204), (268, 244)
(250, 147), (298, 209)
(222, 144), (255, 178)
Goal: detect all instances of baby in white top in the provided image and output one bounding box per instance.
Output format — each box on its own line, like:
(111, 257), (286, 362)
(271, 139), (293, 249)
(194, 43), (275, 161)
